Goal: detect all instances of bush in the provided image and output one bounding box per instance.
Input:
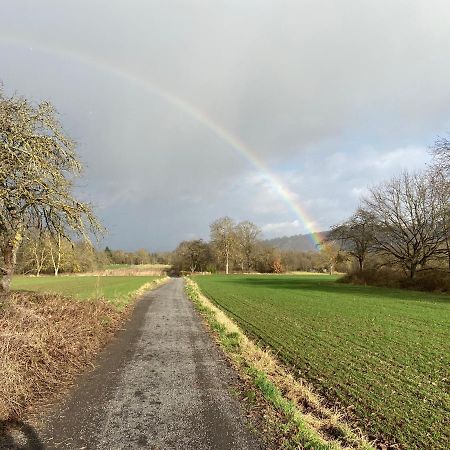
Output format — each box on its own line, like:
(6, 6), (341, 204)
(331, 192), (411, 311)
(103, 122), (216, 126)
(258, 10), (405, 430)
(340, 268), (450, 292)
(401, 270), (450, 292)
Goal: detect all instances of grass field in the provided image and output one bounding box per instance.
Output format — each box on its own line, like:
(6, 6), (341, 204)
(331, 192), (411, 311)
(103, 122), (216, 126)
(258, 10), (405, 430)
(194, 274), (450, 449)
(12, 275), (159, 304)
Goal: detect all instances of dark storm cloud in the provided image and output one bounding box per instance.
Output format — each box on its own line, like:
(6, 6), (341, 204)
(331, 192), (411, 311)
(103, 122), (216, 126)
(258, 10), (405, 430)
(1, 1), (449, 249)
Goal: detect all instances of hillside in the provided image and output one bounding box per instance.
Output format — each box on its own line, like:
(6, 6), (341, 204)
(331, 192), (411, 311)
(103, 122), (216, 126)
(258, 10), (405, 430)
(263, 231), (328, 252)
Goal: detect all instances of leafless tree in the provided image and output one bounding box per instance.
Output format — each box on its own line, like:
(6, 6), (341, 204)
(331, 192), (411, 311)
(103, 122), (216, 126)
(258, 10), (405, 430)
(48, 233), (65, 276)
(328, 208), (375, 271)
(318, 242), (342, 275)
(430, 137), (450, 177)
(24, 231), (50, 276)
(363, 172), (448, 278)
(235, 220), (261, 272)
(0, 90), (102, 292)
(210, 217), (237, 274)
(429, 138), (450, 269)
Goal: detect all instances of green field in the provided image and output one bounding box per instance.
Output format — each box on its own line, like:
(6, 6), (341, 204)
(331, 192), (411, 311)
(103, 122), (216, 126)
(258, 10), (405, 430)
(195, 274), (450, 449)
(12, 275), (159, 305)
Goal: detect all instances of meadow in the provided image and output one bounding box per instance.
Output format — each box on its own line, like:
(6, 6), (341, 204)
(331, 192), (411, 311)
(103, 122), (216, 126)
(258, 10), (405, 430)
(12, 275), (159, 304)
(195, 274), (450, 449)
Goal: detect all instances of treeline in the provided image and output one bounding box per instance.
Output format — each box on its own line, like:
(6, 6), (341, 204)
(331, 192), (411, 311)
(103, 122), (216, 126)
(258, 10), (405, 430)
(104, 247), (171, 266)
(328, 137), (450, 290)
(172, 217), (345, 274)
(13, 231), (169, 276)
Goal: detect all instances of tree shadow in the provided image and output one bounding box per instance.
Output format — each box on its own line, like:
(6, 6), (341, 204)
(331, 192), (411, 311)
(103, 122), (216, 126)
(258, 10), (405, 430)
(0, 421), (44, 450)
(223, 276), (450, 304)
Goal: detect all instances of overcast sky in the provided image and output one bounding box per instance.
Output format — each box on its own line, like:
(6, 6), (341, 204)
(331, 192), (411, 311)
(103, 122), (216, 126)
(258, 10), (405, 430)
(2, 1), (449, 251)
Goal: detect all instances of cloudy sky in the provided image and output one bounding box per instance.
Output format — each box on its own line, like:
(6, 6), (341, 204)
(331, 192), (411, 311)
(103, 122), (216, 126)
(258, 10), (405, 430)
(2, 1), (450, 250)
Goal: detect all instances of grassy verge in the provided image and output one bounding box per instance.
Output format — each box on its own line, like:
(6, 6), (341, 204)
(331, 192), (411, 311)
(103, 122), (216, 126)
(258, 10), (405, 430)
(12, 275), (162, 308)
(195, 274), (450, 449)
(0, 276), (168, 421)
(185, 278), (374, 450)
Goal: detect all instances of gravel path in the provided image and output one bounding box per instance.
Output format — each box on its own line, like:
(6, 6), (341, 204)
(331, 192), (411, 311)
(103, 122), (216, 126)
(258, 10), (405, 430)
(33, 278), (262, 449)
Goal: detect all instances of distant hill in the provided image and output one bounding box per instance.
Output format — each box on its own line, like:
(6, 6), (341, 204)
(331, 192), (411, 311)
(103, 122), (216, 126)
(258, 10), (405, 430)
(263, 231), (328, 252)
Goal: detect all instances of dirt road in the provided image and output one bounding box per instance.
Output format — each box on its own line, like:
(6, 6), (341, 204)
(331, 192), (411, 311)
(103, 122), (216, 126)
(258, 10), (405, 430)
(34, 278), (262, 449)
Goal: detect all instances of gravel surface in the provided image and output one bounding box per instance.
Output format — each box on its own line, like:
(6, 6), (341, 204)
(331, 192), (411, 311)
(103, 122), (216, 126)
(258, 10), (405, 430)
(7, 278), (262, 450)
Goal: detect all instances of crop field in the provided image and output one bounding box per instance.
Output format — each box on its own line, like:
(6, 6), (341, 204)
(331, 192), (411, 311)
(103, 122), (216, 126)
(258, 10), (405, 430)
(12, 275), (159, 304)
(195, 274), (450, 449)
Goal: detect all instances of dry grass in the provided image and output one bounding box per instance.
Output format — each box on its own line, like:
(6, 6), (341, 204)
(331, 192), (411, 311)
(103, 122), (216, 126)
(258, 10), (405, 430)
(85, 264), (170, 277)
(0, 292), (125, 421)
(185, 278), (374, 450)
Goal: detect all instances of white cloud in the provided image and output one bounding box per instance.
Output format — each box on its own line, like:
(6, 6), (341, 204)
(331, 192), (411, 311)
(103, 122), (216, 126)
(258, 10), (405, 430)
(261, 220), (302, 238)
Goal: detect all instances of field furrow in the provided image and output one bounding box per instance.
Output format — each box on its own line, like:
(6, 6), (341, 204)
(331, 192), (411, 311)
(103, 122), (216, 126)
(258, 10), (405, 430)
(195, 274), (450, 450)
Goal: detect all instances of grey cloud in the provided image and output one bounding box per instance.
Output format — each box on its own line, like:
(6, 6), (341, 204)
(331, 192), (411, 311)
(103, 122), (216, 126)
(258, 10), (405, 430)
(1, 1), (448, 249)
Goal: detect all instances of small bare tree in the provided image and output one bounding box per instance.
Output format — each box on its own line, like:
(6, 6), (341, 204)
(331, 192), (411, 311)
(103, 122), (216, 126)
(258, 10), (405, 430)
(363, 172), (447, 278)
(328, 208), (375, 271)
(48, 233), (65, 276)
(0, 90), (102, 293)
(21, 231), (50, 276)
(318, 242), (341, 275)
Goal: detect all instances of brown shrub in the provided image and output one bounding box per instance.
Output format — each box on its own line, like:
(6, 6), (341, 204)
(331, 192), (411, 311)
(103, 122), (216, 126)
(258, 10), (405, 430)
(0, 292), (124, 420)
(400, 270), (450, 292)
(340, 268), (450, 292)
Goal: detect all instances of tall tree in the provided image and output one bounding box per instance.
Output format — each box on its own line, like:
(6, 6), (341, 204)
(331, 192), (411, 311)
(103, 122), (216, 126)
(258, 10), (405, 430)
(363, 172), (447, 278)
(235, 220), (261, 272)
(0, 90), (102, 292)
(429, 138), (450, 269)
(210, 217), (237, 274)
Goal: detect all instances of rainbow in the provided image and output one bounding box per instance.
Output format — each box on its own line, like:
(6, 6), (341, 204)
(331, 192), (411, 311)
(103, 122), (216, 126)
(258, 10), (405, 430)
(0, 35), (322, 246)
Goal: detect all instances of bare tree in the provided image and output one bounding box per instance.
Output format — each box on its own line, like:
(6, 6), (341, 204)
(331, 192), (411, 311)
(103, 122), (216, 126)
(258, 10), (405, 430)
(23, 231), (50, 276)
(427, 169), (450, 270)
(318, 242), (341, 275)
(0, 90), (102, 292)
(430, 137), (450, 176)
(235, 221), (261, 272)
(429, 138), (450, 269)
(134, 248), (152, 265)
(175, 239), (211, 273)
(328, 208), (375, 271)
(48, 233), (64, 276)
(363, 172), (447, 278)
(210, 217), (237, 274)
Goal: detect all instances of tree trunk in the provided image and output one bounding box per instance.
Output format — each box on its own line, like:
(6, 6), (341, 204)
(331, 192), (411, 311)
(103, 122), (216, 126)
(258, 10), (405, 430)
(225, 252), (229, 275)
(0, 231), (23, 293)
(51, 233), (62, 276)
(358, 258), (364, 272)
(409, 264), (417, 279)
(446, 237), (450, 271)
